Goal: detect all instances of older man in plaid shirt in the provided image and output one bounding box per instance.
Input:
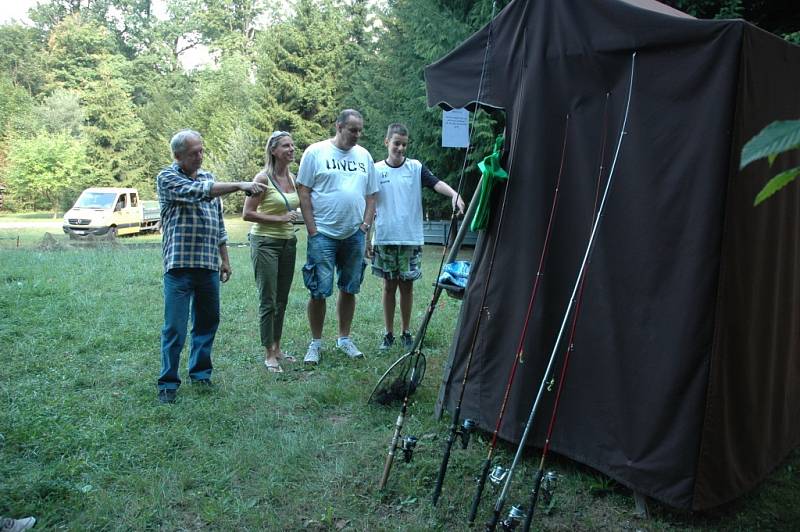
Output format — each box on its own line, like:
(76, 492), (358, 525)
(156, 129), (267, 404)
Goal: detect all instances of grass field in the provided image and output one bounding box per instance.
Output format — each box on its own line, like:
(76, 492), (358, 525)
(1, 214), (798, 530)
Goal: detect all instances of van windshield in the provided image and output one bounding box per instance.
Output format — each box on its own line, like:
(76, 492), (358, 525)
(74, 192), (117, 209)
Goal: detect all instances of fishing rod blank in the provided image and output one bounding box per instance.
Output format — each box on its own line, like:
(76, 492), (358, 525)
(486, 52), (637, 531)
(467, 113), (570, 524)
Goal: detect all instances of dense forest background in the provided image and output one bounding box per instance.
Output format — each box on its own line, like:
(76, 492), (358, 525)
(0, 0), (798, 216)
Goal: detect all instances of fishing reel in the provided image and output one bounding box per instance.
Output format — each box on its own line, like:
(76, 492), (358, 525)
(457, 418), (477, 449)
(488, 464), (508, 487)
(540, 470), (558, 507)
(400, 435), (418, 463)
(500, 505), (526, 531)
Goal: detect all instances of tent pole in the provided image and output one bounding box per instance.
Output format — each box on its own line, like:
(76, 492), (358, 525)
(444, 175), (481, 265)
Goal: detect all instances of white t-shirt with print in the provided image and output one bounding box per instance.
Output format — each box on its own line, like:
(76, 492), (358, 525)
(297, 140), (379, 239)
(373, 158), (439, 246)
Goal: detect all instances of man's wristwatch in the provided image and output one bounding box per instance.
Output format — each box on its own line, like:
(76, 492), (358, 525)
(360, 222), (371, 232)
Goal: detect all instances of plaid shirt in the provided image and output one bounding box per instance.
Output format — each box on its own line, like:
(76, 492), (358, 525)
(157, 162), (228, 273)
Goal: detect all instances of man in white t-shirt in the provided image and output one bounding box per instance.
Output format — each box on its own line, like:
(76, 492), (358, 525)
(297, 109), (379, 364)
(371, 123), (464, 351)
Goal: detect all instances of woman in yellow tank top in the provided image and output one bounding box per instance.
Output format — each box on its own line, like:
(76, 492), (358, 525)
(243, 131), (301, 372)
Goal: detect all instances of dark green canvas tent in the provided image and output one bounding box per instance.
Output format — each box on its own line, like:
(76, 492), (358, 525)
(427, 0), (800, 510)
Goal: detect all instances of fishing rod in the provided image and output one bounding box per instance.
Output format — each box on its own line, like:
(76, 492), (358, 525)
(520, 94), (611, 532)
(375, 9), (496, 485)
(466, 113), (570, 524)
(382, 161), (486, 494)
(432, 28), (530, 507)
(375, 16), (494, 481)
(486, 52), (637, 531)
(520, 253), (591, 531)
(377, 217), (454, 489)
(375, 178), (484, 489)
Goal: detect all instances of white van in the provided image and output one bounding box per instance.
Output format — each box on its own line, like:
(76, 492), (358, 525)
(62, 187), (160, 239)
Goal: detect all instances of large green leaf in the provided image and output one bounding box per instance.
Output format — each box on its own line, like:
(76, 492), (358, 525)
(753, 166), (800, 205)
(740, 120), (800, 169)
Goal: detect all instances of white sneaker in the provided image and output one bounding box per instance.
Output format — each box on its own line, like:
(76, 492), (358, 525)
(337, 337), (363, 359)
(1, 517), (36, 532)
(304, 341), (322, 365)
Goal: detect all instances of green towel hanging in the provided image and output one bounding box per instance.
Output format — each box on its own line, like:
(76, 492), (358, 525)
(470, 135), (508, 231)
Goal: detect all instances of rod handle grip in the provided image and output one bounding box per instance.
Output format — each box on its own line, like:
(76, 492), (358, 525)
(432, 406), (461, 505)
(431, 429), (456, 505)
(378, 413), (404, 490)
(378, 449), (395, 490)
(522, 468), (544, 532)
(485, 509), (500, 532)
(469, 458), (492, 523)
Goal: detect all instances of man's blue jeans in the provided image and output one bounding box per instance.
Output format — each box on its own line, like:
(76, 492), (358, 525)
(302, 230), (366, 299)
(158, 268), (220, 390)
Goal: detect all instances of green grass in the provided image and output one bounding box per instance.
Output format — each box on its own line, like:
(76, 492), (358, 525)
(1, 214), (798, 530)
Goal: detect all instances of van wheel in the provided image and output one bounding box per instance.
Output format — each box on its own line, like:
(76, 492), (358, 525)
(107, 226), (118, 240)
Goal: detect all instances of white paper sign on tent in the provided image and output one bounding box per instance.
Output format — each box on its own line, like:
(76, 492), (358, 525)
(442, 108), (470, 148)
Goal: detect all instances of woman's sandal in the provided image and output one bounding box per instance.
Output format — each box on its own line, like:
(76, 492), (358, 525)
(277, 352), (296, 363)
(264, 360), (283, 373)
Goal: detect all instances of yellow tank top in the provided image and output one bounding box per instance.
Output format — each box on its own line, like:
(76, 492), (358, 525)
(250, 175), (300, 239)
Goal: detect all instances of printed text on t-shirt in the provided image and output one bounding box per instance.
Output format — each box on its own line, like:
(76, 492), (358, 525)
(325, 159), (367, 173)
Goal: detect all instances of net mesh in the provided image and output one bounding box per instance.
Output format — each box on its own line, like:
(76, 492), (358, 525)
(369, 352), (427, 405)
